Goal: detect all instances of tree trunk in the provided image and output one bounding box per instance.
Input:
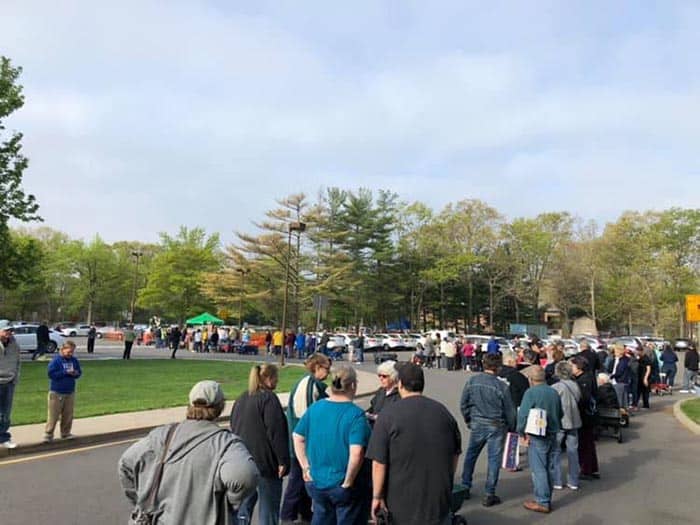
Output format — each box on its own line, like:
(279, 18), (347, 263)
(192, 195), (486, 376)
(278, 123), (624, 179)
(467, 272), (473, 333)
(488, 279), (494, 330)
(439, 283), (445, 329)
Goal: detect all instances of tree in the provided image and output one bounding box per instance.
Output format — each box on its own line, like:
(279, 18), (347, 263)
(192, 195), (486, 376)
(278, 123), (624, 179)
(138, 227), (220, 323)
(0, 56), (41, 288)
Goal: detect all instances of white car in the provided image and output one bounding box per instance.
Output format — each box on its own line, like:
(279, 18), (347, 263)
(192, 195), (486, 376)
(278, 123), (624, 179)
(363, 334), (383, 351)
(11, 324), (65, 353)
(401, 333), (421, 350)
(376, 333), (406, 350)
(60, 324), (92, 337)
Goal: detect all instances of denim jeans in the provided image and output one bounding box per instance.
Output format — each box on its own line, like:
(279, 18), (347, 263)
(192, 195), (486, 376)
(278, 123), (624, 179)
(461, 421), (505, 495)
(237, 476), (283, 525)
(0, 383), (15, 443)
(552, 429), (579, 488)
(528, 434), (557, 508)
(662, 364), (677, 387)
(355, 347), (364, 363)
(682, 369), (698, 390)
(281, 458), (313, 522)
(305, 482), (364, 525)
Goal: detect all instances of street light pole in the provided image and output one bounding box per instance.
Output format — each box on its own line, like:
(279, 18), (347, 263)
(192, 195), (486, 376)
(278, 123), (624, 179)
(130, 250), (143, 323)
(235, 267), (250, 330)
(280, 221), (306, 366)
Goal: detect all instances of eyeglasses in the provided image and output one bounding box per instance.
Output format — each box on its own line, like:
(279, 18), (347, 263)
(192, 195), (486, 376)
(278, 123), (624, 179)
(377, 374), (389, 378)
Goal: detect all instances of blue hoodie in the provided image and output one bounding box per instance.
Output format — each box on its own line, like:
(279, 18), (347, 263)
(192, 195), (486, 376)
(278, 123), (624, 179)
(48, 354), (82, 394)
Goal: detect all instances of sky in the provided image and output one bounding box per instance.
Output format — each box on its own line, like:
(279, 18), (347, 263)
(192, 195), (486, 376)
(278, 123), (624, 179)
(1, 0), (698, 244)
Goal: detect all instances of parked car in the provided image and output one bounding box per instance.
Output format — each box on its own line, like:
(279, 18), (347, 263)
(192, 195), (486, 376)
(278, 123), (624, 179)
(609, 336), (644, 352)
(638, 336), (669, 351)
(11, 324), (65, 353)
(673, 338), (695, 351)
(316, 333), (347, 353)
(376, 333), (406, 351)
(363, 334), (384, 351)
(401, 333), (421, 350)
(573, 335), (606, 351)
(557, 338), (580, 357)
(60, 324), (92, 337)
(96, 326), (120, 339)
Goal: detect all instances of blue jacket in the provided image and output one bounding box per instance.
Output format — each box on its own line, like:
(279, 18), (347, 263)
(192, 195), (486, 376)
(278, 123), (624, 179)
(487, 339), (500, 354)
(48, 355), (82, 394)
(460, 372), (516, 431)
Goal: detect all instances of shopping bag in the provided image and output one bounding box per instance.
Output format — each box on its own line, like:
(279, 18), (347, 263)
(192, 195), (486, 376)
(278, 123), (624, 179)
(525, 408), (547, 436)
(501, 431), (520, 470)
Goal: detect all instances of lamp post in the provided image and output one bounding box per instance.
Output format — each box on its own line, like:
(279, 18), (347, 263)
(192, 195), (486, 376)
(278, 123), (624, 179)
(235, 267), (250, 330)
(280, 221), (306, 366)
(130, 250), (143, 323)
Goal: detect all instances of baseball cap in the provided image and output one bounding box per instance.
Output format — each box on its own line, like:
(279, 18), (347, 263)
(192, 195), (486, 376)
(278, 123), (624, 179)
(188, 380), (224, 406)
(0, 320), (11, 331)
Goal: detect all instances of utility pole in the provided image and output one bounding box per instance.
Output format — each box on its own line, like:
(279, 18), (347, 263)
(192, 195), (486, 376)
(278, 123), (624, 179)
(130, 250), (143, 323)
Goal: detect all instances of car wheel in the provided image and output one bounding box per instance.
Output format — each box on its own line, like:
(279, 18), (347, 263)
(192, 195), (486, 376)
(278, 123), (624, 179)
(96, 333), (103, 339)
(383, 344), (390, 351)
(69, 331), (77, 337)
(47, 341), (58, 353)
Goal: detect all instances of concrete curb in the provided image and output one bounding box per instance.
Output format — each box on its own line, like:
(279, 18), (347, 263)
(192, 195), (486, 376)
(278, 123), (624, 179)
(673, 398), (700, 436)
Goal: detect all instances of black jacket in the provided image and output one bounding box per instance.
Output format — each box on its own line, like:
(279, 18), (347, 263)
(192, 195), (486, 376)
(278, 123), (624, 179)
(574, 370), (598, 428)
(596, 383), (620, 410)
(498, 365), (529, 407)
(230, 389), (290, 478)
(37, 324), (50, 344)
(684, 349), (699, 371)
(367, 387), (400, 418)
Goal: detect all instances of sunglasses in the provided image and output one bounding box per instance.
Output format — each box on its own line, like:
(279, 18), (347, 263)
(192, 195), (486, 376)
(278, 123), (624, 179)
(377, 374), (389, 378)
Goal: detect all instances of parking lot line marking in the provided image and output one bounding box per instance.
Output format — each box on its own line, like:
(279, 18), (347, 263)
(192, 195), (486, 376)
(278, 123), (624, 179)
(0, 438), (138, 467)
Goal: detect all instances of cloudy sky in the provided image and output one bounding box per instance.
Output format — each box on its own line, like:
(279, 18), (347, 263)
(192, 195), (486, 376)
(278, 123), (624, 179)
(2, 1), (698, 244)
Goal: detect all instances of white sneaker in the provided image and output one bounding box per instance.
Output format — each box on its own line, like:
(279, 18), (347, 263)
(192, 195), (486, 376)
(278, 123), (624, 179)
(679, 390), (690, 393)
(2, 440), (18, 449)
(553, 485), (563, 490)
(567, 484), (579, 490)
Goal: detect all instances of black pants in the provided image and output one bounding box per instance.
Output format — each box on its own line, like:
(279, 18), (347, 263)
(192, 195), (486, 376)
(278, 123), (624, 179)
(638, 383), (650, 408)
(87, 338), (95, 353)
(123, 341), (133, 360)
(170, 342), (178, 359)
(280, 457), (313, 522)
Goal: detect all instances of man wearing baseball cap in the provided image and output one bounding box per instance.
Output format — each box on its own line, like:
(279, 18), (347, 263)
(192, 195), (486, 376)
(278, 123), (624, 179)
(0, 321), (21, 449)
(118, 380), (259, 524)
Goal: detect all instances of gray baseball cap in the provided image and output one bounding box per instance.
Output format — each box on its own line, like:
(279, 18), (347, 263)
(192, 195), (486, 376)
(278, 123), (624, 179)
(188, 380), (224, 406)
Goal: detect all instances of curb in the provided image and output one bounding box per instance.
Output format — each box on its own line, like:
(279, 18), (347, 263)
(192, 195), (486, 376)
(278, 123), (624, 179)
(672, 399), (700, 436)
(0, 385), (377, 460)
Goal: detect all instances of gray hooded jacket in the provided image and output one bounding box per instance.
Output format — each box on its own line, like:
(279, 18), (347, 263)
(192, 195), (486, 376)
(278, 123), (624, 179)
(118, 419), (259, 524)
(552, 379), (582, 430)
(0, 336), (21, 385)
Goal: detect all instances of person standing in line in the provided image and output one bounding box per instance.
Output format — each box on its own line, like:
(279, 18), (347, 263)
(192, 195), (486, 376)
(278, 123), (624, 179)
(32, 320), (50, 360)
(517, 366), (563, 514)
(354, 332), (365, 364)
(86, 324), (97, 354)
(486, 336), (500, 355)
(443, 338), (457, 371)
(498, 351), (529, 408)
(170, 325), (182, 359)
(660, 343), (679, 388)
(265, 329), (273, 355)
(43, 341), (82, 443)
(368, 363), (461, 525)
(280, 353), (331, 525)
(550, 361), (582, 491)
(296, 331), (307, 361)
(230, 364), (290, 525)
(577, 340), (599, 376)
(0, 322), (21, 449)
(637, 345), (654, 407)
(365, 361), (400, 426)
(570, 356), (599, 480)
(273, 329), (284, 356)
(680, 344), (699, 394)
(194, 328), (203, 352)
(119, 381), (259, 524)
(460, 353), (516, 506)
(293, 364), (371, 525)
(122, 325), (136, 360)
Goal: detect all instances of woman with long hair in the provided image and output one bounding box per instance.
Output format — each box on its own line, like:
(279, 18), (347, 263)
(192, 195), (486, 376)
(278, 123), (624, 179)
(230, 364), (290, 525)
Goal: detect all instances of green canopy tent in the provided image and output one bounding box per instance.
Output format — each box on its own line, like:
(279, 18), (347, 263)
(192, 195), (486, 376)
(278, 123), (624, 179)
(185, 312), (224, 326)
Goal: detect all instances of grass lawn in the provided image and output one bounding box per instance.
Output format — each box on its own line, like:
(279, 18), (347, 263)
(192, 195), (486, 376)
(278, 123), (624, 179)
(12, 359), (306, 425)
(680, 398), (700, 425)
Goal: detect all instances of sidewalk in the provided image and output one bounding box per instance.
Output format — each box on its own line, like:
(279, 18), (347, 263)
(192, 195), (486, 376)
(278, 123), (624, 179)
(1, 368), (380, 458)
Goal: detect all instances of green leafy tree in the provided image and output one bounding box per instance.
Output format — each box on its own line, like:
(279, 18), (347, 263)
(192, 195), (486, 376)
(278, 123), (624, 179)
(0, 56), (41, 288)
(139, 227), (220, 323)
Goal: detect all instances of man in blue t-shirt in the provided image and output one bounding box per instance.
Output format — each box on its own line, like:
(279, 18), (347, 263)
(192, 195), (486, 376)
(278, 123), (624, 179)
(293, 364), (371, 525)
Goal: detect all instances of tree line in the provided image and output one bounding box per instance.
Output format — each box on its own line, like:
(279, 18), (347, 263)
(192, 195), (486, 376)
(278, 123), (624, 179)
(1, 190), (698, 340)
